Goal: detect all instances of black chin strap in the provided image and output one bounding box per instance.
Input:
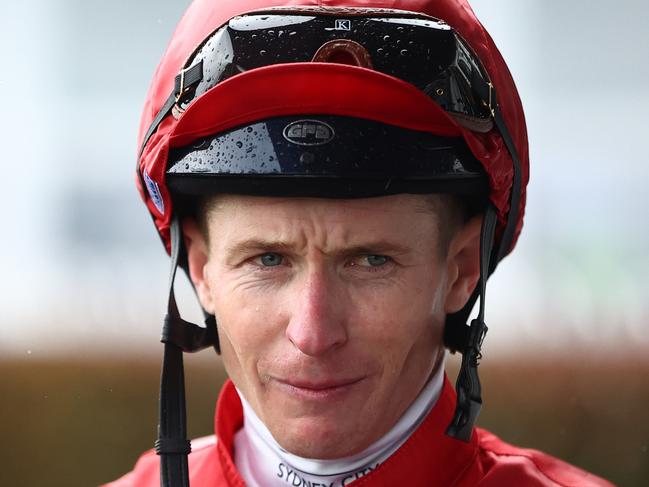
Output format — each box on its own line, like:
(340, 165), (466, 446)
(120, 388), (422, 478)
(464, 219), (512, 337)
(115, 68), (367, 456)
(156, 217), (218, 487)
(444, 75), (523, 442)
(445, 205), (497, 441)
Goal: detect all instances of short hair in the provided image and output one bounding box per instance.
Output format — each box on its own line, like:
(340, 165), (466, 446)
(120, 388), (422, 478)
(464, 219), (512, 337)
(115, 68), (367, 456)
(420, 193), (484, 255)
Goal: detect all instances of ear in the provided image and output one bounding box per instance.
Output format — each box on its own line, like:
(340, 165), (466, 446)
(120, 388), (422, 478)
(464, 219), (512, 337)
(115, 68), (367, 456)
(182, 219), (215, 314)
(443, 215), (483, 314)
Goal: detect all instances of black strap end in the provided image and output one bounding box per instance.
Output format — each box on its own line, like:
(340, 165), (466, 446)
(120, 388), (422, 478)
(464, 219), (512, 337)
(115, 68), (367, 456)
(446, 318), (488, 442)
(445, 397), (482, 442)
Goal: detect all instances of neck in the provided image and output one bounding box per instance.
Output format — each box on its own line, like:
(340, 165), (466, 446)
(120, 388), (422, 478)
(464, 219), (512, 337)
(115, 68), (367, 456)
(233, 362), (445, 487)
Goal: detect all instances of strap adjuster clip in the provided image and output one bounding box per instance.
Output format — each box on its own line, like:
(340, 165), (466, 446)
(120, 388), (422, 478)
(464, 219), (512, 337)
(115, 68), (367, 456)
(481, 82), (495, 118)
(173, 61), (203, 105)
(175, 67), (189, 103)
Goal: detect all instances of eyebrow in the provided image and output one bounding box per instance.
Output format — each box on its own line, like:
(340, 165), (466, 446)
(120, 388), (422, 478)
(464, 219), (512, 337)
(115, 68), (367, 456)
(224, 238), (412, 257)
(224, 239), (295, 256)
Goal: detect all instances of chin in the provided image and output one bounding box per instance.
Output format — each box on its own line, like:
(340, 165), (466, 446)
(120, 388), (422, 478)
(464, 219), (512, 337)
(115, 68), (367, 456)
(272, 413), (372, 459)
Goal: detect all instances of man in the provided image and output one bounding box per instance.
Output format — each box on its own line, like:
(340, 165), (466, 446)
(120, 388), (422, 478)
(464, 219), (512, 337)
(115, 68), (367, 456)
(107, 0), (613, 485)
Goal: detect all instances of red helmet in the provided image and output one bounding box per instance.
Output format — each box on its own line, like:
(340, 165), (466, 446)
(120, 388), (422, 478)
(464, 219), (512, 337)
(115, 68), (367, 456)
(138, 1), (527, 255)
(135, 1), (529, 485)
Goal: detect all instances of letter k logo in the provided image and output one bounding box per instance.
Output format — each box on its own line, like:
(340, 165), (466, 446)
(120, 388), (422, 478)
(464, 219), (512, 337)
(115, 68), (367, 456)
(335, 19), (351, 31)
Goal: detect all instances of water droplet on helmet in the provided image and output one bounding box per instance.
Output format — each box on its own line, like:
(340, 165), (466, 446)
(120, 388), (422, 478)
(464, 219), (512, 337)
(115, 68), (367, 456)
(400, 49), (408, 56)
(300, 152), (315, 165)
(383, 35), (390, 41)
(377, 48), (384, 55)
(289, 31), (297, 36)
(259, 49), (267, 56)
(246, 126), (253, 133)
(236, 141), (243, 148)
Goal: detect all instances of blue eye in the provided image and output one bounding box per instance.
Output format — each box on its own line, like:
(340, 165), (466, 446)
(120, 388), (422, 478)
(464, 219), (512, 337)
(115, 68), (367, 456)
(346, 254), (393, 273)
(260, 253), (283, 267)
(365, 255), (388, 266)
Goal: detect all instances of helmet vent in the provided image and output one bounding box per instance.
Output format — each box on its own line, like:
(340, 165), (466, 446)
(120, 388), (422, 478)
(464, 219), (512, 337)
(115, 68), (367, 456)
(312, 39), (373, 69)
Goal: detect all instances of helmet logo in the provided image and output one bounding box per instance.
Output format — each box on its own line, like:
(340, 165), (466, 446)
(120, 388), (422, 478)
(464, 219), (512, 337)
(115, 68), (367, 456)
(143, 169), (165, 215)
(334, 19), (351, 31)
(283, 120), (335, 146)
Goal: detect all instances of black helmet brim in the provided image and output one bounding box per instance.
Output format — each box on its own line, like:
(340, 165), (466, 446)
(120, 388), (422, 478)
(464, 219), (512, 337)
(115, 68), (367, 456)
(167, 115), (488, 199)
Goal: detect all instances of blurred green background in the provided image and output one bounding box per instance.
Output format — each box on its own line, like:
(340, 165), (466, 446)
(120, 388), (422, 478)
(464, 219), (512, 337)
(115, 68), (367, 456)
(1, 355), (646, 486)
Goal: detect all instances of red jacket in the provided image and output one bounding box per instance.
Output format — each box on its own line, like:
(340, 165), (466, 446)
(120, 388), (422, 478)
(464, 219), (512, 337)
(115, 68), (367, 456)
(104, 378), (613, 486)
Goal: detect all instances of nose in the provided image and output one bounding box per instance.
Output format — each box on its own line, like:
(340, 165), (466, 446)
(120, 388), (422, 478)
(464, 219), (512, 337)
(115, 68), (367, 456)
(285, 268), (348, 357)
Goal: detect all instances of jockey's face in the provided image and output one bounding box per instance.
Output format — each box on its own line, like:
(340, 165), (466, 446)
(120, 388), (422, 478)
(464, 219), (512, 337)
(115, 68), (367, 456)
(185, 193), (481, 458)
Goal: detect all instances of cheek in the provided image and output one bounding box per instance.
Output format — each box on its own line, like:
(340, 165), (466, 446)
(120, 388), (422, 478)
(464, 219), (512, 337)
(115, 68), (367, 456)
(210, 268), (287, 371)
(354, 269), (445, 338)
(213, 296), (276, 400)
(336, 292), (439, 385)
(214, 293), (275, 354)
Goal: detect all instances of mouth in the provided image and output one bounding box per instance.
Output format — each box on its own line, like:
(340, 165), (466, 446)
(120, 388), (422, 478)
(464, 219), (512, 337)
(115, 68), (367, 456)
(271, 376), (366, 400)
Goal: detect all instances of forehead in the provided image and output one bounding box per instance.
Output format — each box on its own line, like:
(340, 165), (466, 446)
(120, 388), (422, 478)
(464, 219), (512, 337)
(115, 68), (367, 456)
(202, 193), (441, 245)
(205, 193), (434, 222)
